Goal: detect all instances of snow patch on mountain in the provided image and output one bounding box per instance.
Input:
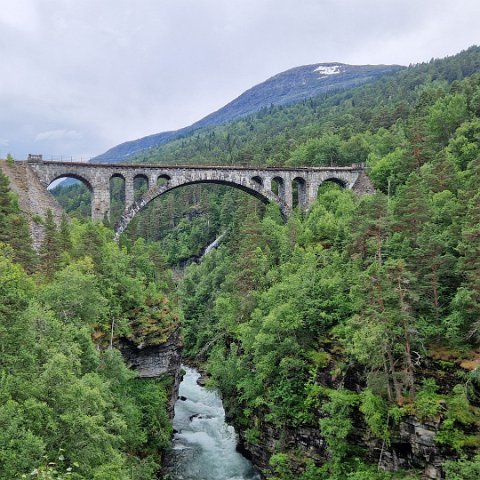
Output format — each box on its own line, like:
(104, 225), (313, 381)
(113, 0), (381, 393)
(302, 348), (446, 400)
(314, 65), (342, 76)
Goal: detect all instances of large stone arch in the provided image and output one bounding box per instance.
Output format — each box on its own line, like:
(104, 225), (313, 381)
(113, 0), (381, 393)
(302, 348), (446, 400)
(46, 172), (94, 192)
(113, 178), (288, 240)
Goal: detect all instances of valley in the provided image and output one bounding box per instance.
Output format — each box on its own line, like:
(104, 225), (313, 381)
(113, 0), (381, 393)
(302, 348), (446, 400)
(1, 45), (480, 480)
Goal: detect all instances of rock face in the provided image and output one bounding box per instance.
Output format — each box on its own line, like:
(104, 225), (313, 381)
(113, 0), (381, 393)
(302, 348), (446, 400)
(238, 414), (450, 479)
(238, 424), (327, 477)
(0, 160), (64, 249)
(380, 416), (445, 480)
(119, 327), (183, 415)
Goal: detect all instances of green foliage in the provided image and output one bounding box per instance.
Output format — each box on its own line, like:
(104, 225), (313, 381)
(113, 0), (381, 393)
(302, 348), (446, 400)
(427, 94), (470, 145)
(0, 168), (37, 271)
(436, 385), (480, 452)
(443, 455), (480, 479)
(39, 209), (61, 279)
(360, 389), (390, 442)
(0, 188), (175, 479)
(414, 379), (443, 420)
(22, 454), (79, 479)
(319, 388), (360, 466)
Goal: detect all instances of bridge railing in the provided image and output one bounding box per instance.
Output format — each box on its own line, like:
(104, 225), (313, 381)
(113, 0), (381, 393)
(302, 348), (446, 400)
(27, 154), (93, 163)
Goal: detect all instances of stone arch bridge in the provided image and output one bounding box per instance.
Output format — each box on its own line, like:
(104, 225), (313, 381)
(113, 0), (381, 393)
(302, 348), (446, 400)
(27, 159), (374, 240)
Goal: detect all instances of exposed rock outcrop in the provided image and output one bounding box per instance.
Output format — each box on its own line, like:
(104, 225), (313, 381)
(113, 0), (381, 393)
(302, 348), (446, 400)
(380, 416), (445, 480)
(119, 327), (183, 415)
(238, 424), (327, 477)
(0, 160), (63, 249)
(238, 413), (451, 479)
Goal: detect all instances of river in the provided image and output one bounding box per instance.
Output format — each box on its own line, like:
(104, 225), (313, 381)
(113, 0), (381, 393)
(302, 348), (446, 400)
(165, 366), (261, 480)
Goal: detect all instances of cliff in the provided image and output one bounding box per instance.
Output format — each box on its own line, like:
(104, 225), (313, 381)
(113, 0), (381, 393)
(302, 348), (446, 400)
(120, 326), (183, 415)
(0, 160), (63, 249)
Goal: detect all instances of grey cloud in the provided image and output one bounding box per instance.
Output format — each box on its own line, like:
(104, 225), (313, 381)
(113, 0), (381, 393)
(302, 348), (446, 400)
(35, 130), (83, 142)
(1, 0), (479, 160)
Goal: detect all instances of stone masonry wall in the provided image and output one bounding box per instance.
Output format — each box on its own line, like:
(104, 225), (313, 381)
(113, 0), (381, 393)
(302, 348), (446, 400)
(0, 160), (64, 249)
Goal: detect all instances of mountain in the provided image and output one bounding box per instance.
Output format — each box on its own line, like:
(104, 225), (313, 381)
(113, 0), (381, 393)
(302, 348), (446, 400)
(92, 62), (403, 163)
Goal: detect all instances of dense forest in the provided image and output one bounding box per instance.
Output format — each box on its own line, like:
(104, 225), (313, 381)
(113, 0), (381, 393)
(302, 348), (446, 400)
(160, 46), (480, 479)
(4, 45), (480, 479)
(0, 168), (179, 479)
(180, 168), (480, 478)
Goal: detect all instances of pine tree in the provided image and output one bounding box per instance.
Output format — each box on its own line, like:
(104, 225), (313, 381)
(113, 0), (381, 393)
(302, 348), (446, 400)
(39, 210), (60, 280)
(0, 169), (36, 271)
(0, 170), (14, 242)
(58, 214), (72, 253)
(7, 214), (37, 273)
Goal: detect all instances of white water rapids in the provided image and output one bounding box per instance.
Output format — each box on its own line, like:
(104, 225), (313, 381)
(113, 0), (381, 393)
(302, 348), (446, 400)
(166, 367), (261, 480)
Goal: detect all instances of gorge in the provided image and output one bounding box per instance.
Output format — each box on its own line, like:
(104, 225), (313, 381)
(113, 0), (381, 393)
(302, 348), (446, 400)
(1, 45), (480, 480)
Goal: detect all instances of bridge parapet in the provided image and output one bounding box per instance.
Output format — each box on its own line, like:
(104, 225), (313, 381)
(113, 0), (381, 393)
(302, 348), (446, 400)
(26, 160), (374, 237)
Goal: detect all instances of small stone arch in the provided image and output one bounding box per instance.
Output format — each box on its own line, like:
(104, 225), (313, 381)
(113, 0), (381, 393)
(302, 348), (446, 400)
(157, 174), (171, 187)
(47, 173), (93, 192)
(322, 177), (348, 188)
(251, 175), (263, 187)
(47, 174), (93, 219)
(134, 173), (149, 188)
(292, 177), (307, 209)
(317, 177), (348, 201)
(109, 172), (126, 182)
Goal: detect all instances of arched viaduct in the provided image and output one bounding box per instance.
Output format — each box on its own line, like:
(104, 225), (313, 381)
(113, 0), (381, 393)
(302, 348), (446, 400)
(26, 158), (374, 240)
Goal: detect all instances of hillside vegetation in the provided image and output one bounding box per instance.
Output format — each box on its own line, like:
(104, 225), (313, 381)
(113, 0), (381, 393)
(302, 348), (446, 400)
(174, 46), (480, 478)
(0, 169), (178, 479)
(49, 45), (480, 478)
(93, 62), (402, 163)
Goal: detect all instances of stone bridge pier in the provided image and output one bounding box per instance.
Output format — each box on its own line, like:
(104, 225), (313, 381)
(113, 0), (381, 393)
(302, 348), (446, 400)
(26, 159), (374, 239)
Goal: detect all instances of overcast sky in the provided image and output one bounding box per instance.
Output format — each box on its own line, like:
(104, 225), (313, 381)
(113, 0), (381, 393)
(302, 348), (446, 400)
(1, 0), (479, 160)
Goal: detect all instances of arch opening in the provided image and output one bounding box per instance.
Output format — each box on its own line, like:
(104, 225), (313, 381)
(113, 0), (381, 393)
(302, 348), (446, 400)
(110, 174), (126, 225)
(157, 174), (171, 188)
(271, 176), (285, 199)
(321, 177), (347, 189)
(317, 178), (346, 202)
(48, 175), (92, 219)
(292, 177), (306, 209)
(134, 174), (149, 201)
(115, 178), (284, 241)
(251, 176), (263, 187)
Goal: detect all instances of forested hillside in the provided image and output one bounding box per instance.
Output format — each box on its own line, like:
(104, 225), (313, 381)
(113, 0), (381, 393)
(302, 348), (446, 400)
(0, 169), (178, 479)
(41, 45), (480, 478)
(92, 62), (402, 164)
(129, 45), (480, 167)
(175, 47), (480, 478)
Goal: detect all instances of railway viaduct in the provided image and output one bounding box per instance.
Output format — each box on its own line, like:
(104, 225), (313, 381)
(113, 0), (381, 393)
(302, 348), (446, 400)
(25, 157), (374, 240)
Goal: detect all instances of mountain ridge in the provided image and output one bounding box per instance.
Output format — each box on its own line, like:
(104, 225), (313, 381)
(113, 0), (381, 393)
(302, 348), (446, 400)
(92, 62), (404, 163)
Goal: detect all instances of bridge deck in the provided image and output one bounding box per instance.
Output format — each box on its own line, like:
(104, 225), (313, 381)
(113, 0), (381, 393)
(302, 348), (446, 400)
(28, 159), (366, 172)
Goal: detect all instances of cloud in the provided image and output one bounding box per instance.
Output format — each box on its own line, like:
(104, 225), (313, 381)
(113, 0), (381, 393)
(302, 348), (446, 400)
(35, 129), (83, 142)
(1, 0), (479, 160)
(0, 0), (40, 32)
